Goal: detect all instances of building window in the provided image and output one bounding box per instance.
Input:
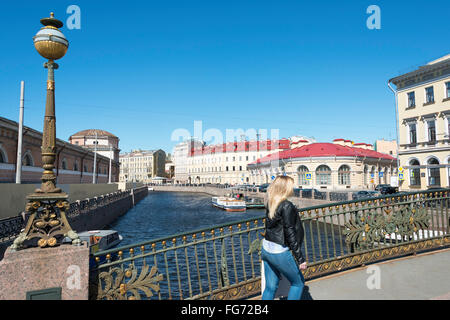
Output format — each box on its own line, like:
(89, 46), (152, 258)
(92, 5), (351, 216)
(61, 158), (67, 170)
(22, 154), (33, 167)
(409, 159), (421, 186)
(407, 92), (415, 108)
(316, 165), (331, 185)
(226, 166), (229, 171)
(409, 123), (417, 145)
(297, 165), (310, 186)
(427, 157), (440, 186)
(427, 120), (436, 143)
(448, 159), (450, 186)
(425, 86), (434, 104)
(0, 150), (4, 163)
(446, 82), (450, 99)
(338, 165), (351, 185)
(363, 165), (368, 185)
(239, 166), (242, 171)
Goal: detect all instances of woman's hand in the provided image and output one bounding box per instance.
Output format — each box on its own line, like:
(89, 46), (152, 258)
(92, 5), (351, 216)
(299, 262), (307, 270)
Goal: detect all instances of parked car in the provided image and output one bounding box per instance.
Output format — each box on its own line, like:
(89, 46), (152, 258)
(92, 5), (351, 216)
(375, 184), (397, 194)
(375, 184), (398, 195)
(300, 188), (326, 199)
(352, 190), (381, 200)
(425, 187), (450, 208)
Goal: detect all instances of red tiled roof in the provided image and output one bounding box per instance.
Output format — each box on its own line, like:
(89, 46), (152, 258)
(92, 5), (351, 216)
(189, 139), (290, 156)
(250, 142), (396, 165)
(70, 129), (117, 138)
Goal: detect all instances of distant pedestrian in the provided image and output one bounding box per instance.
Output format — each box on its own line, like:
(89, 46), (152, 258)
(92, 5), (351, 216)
(261, 175), (307, 300)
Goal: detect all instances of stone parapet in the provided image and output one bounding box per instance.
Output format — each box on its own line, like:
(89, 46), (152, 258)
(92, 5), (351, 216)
(0, 243), (89, 300)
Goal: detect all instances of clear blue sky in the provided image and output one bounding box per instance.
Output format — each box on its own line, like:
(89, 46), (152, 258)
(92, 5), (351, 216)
(0, 0), (449, 155)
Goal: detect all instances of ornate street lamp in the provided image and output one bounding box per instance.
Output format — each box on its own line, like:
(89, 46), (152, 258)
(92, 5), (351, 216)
(11, 13), (79, 250)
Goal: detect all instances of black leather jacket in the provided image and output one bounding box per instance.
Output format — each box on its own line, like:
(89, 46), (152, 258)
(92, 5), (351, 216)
(264, 200), (305, 265)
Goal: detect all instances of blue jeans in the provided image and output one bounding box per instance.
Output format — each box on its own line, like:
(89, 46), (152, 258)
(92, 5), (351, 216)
(261, 246), (305, 300)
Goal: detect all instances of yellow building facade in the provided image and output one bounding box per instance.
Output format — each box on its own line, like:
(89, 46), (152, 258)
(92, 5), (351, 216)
(389, 54), (450, 190)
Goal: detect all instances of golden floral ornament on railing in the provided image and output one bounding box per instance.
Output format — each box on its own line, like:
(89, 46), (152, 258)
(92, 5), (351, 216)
(343, 203), (429, 249)
(90, 265), (164, 300)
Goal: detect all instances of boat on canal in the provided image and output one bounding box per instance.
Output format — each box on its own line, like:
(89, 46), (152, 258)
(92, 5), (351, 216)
(211, 196), (246, 212)
(232, 192), (265, 209)
(77, 230), (123, 254)
(74, 230), (123, 268)
(245, 197), (265, 209)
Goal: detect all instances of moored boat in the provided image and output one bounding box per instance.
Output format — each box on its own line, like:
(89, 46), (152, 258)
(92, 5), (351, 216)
(77, 230), (123, 254)
(245, 197), (265, 209)
(211, 197), (246, 212)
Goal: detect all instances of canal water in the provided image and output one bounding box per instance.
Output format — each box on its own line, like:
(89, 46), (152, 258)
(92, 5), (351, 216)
(108, 191), (265, 247)
(102, 191), (348, 299)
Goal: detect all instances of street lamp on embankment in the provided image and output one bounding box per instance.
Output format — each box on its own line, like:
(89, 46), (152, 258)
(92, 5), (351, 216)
(10, 12), (80, 250)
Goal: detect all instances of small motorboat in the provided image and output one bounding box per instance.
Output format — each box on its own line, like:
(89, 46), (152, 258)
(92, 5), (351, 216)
(148, 187), (154, 191)
(232, 192), (265, 209)
(212, 197), (246, 212)
(245, 197), (265, 209)
(77, 230), (123, 254)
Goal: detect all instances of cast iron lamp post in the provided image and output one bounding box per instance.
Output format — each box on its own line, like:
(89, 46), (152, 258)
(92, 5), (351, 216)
(11, 13), (80, 250)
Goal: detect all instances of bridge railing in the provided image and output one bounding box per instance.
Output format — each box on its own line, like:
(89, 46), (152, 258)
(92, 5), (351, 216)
(89, 189), (450, 300)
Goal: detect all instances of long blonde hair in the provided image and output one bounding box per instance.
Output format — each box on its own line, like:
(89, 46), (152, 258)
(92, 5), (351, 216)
(266, 175), (294, 219)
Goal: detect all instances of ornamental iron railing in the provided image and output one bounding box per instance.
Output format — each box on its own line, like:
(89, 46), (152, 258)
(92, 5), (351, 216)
(89, 189), (450, 300)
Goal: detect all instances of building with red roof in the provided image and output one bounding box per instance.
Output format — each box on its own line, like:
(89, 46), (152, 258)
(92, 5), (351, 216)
(182, 138), (291, 184)
(247, 139), (397, 189)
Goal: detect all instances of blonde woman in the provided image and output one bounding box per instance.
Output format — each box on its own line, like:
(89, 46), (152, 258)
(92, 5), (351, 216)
(261, 176), (307, 300)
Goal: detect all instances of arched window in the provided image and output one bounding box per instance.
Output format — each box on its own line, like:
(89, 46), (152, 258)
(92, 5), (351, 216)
(363, 165), (368, 185)
(61, 158), (67, 170)
(297, 165), (310, 186)
(409, 159), (421, 186)
(0, 150), (5, 163)
(22, 153), (33, 167)
(73, 160), (79, 172)
(427, 157), (440, 186)
(316, 165), (331, 185)
(338, 165), (351, 185)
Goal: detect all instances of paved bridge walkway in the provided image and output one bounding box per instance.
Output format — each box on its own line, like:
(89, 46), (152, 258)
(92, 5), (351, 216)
(305, 248), (450, 300)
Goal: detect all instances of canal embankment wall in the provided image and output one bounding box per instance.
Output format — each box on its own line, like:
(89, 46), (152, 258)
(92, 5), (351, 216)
(149, 185), (336, 208)
(67, 186), (148, 232)
(0, 186), (148, 259)
(0, 182), (145, 220)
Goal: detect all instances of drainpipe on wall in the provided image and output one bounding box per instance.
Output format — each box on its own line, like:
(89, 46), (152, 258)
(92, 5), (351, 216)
(387, 80), (400, 171)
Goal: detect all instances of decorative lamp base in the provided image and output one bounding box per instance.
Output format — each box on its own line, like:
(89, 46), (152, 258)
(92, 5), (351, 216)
(10, 193), (80, 251)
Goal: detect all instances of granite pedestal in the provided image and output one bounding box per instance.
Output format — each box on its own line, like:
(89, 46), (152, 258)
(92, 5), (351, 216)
(0, 242), (90, 300)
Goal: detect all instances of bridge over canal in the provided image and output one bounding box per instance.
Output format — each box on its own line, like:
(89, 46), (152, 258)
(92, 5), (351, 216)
(89, 188), (450, 300)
